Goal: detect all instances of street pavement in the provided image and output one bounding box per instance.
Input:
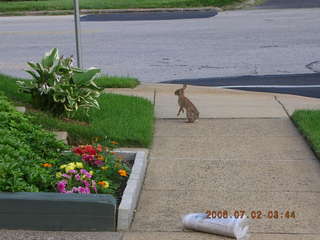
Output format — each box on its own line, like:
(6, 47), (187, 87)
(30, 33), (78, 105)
(0, 8), (320, 84)
(256, 0), (320, 9)
(163, 73), (320, 98)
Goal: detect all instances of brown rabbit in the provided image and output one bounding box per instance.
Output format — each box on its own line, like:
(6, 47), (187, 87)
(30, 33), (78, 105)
(174, 84), (199, 123)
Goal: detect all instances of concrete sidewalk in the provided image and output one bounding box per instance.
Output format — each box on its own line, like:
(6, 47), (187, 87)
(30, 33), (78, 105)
(1, 85), (320, 239)
(112, 85), (320, 240)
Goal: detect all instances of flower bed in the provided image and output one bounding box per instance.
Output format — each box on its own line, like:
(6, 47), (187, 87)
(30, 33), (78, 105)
(0, 93), (130, 196)
(57, 143), (130, 196)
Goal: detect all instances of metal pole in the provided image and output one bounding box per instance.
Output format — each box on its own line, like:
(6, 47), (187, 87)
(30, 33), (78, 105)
(73, 0), (83, 68)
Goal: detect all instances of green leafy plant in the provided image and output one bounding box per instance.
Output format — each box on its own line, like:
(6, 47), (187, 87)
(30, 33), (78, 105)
(0, 93), (67, 192)
(17, 48), (102, 117)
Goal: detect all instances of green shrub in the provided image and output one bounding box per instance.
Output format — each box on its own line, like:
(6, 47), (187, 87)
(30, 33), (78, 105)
(17, 48), (102, 117)
(0, 94), (67, 192)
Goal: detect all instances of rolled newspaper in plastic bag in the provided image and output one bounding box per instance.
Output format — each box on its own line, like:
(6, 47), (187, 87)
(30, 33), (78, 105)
(182, 213), (250, 240)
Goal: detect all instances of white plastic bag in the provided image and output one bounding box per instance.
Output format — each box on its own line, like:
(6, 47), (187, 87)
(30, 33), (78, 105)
(182, 213), (250, 240)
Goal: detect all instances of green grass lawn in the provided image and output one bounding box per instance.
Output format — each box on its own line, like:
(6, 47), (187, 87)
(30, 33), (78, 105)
(0, 0), (244, 13)
(95, 75), (139, 89)
(292, 110), (320, 158)
(0, 73), (153, 147)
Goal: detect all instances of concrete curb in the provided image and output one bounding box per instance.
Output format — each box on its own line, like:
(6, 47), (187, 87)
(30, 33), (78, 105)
(117, 150), (149, 231)
(0, 7), (222, 17)
(15, 106), (26, 113)
(52, 131), (68, 144)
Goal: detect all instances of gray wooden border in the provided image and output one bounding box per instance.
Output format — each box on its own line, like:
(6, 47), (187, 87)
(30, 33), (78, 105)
(116, 150), (149, 231)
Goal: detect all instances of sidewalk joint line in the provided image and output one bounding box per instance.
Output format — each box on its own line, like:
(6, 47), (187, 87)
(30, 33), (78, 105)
(148, 158), (316, 162)
(252, 232), (320, 235)
(217, 85), (320, 88)
(139, 189), (320, 193)
(157, 117), (286, 120)
(274, 95), (290, 117)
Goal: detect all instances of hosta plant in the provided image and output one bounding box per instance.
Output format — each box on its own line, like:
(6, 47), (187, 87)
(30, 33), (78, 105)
(17, 48), (102, 117)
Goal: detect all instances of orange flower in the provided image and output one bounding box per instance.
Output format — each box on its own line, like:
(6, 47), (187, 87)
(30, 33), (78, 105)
(118, 169), (128, 177)
(96, 154), (105, 161)
(98, 181), (109, 188)
(111, 141), (118, 145)
(42, 163), (53, 168)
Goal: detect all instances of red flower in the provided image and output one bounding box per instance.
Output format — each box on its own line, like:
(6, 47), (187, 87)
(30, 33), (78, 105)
(84, 145), (96, 155)
(72, 145), (97, 156)
(97, 144), (103, 152)
(72, 146), (85, 155)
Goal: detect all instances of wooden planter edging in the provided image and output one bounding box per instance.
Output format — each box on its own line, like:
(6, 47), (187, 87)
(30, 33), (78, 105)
(116, 150), (148, 231)
(0, 150), (148, 232)
(0, 192), (116, 231)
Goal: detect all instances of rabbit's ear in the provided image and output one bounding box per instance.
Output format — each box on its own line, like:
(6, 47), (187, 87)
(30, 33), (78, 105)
(183, 84), (187, 89)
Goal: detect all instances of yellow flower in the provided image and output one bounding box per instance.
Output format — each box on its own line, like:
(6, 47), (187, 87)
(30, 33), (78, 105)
(118, 169), (128, 177)
(98, 181), (109, 188)
(75, 162), (84, 168)
(65, 166), (74, 172)
(60, 164), (67, 169)
(65, 162), (76, 173)
(89, 170), (94, 176)
(56, 172), (62, 178)
(101, 166), (108, 170)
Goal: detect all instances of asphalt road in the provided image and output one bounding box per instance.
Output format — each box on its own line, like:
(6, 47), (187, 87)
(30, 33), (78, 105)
(163, 73), (320, 98)
(1, 8), (320, 98)
(257, 0), (320, 9)
(1, 8), (319, 83)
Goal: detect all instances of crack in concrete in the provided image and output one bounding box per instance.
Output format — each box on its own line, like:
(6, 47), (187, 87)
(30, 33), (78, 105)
(306, 61), (320, 73)
(260, 45), (279, 48)
(274, 95), (290, 118)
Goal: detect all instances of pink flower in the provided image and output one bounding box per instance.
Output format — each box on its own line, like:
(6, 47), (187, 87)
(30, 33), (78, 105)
(80, 169), (92, 179)
(68, 169), (77, 174)
(77, 186), (90, 194)
(92, 180), (97, 193)
(82, 180), (90, 187)
(94, 160), (104, 166)
(75, 174), (81, 181)
(62, 173), (71, 179)
(57, 180), (67, 193)
(82, 154), (94, 162)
